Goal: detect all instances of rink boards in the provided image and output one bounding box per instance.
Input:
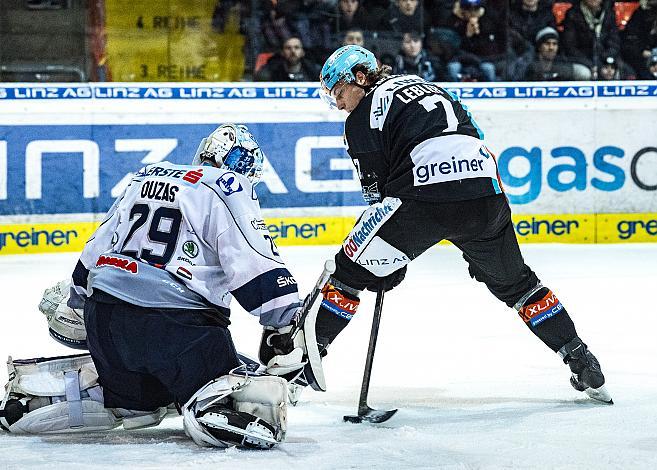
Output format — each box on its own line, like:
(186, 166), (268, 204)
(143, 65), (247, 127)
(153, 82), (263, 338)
(0, 81), (656, 254)
(0, 212), (655, 255)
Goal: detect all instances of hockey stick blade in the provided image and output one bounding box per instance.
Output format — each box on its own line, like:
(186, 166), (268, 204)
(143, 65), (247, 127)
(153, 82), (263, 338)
(343, 288), (398, 424)
(343, 406), (398, 424)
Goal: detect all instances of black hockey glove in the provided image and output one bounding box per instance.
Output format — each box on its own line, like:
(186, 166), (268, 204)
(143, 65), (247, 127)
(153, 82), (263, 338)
(258, 325), (306, 377)
(258, 326), (295, 364)
(367, 265), (407, 292)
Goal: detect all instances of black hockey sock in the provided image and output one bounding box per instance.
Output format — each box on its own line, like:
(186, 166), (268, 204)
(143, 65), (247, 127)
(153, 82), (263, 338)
(315, 282), (361, 353)
(517, 286), (577, 352)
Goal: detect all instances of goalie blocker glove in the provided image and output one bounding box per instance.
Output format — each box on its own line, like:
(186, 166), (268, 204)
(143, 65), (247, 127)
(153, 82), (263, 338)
(259, 324), (307, 378)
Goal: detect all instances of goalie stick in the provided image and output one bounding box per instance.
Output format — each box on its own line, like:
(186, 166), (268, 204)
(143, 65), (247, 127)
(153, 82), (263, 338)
(293, 259), (336, 336)
(343, 287), (398, 424)
(277, 259), (335, 392)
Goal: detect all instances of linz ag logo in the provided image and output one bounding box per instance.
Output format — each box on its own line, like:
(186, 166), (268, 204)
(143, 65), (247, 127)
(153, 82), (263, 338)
(182, 241), (199, 258)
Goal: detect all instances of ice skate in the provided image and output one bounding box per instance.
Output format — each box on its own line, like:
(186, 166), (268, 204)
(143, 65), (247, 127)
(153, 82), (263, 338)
(559, 337), (613, 404)
(196, 405), (280, 449)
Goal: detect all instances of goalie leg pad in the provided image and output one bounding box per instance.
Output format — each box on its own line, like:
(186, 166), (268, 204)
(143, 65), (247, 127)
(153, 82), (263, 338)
(0, 354), (120, 433)
(183, 372), (288, 449)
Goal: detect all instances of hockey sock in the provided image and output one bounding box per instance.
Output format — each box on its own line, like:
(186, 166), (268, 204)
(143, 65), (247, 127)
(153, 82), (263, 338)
(315, 280), (361, 353)
(515, 285), (577, 352)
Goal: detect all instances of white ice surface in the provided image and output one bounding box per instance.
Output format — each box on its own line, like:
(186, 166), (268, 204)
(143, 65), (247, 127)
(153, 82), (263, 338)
(1, 244), (657, 469)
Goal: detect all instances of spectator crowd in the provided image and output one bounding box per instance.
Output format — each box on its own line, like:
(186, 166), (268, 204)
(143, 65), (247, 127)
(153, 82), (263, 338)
(216, 0), (657, 82)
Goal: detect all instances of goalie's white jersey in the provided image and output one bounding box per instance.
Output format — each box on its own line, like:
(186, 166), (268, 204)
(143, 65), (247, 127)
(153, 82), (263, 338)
(72, 161), (300, 328)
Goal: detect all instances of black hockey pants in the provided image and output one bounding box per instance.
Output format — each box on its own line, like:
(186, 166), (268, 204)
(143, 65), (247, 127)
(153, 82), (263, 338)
(334, 194), (537, 305)
(85, 290), (240, 411)
(319, 194), (577, 352)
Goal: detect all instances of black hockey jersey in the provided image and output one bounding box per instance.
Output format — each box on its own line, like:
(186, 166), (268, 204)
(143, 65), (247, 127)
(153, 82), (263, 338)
(344, 74), (503, 203)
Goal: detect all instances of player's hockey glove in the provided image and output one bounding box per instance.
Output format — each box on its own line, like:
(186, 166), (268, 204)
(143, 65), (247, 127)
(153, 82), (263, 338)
(367, 265), (407, 292)
(259, 323), (306, 378)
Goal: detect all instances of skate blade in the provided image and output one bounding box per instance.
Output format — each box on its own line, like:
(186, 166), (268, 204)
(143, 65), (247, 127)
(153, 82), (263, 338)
(585, 385), (613, 405)
(343, 408), (397, 424)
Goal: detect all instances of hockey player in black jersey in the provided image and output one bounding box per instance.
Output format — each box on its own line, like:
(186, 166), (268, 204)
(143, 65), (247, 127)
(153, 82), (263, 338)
(285, 45), (610, 403)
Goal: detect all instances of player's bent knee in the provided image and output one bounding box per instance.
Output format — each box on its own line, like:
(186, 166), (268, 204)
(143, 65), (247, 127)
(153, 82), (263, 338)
(183, 371), (288, 449)
(0, 354), (120, 433)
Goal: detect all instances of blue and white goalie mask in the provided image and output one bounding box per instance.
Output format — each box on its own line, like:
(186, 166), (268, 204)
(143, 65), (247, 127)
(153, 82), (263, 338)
(192, 124), (265, 185)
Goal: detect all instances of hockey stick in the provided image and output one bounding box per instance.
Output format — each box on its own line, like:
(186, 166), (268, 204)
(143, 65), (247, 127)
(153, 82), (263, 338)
(293, 259), (336, 335)
(343, 287), (398, 424)
(283, 259), (335, 392)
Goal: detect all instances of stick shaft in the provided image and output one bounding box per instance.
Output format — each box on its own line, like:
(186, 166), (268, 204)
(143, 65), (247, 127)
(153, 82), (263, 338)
(293, 259), (335, 334)
(357, 288), (385, 415)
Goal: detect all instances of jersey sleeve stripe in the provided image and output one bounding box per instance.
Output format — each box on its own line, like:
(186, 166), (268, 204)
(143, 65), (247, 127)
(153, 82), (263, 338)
(231, 267), (299, 314)
(258, 295), (302, 328)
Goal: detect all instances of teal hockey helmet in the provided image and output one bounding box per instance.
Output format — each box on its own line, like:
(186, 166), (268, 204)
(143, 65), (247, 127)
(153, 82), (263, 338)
(319, 45), (377, 107)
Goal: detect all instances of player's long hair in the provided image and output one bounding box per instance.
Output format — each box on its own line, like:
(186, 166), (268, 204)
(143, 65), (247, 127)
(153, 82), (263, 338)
(353, 63), (392, 91)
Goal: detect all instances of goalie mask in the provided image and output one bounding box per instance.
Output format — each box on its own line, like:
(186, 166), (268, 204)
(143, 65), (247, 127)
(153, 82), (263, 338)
(192, 124), (265, 185)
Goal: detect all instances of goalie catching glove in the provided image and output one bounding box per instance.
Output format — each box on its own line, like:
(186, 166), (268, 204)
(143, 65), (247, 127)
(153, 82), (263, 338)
(38, 280), (87, 350)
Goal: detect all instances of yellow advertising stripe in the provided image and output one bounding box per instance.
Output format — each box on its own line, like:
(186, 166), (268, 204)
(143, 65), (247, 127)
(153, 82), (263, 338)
(263, 216), (356, 246)
(1, 213), (656, 256)
(597, 213), (657, 243)
(511, 214), (595, 243)
(0, 222), (98, 255)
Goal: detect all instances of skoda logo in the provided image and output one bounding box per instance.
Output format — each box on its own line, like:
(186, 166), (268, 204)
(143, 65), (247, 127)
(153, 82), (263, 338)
(183, 241), (199, 258)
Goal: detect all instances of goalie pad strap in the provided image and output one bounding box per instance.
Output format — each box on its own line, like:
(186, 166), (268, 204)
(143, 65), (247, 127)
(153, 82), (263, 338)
(64, 370), (83, 428)
(1, 354), (120, 434)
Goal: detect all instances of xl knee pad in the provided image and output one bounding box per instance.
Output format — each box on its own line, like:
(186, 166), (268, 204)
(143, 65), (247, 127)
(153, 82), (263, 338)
(0, 354), (120, 433)
(514, 284), (578, 351)
(182, 370), (288, 449)
(316, 277), (362, 350)
(514, 283), (565, 328)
